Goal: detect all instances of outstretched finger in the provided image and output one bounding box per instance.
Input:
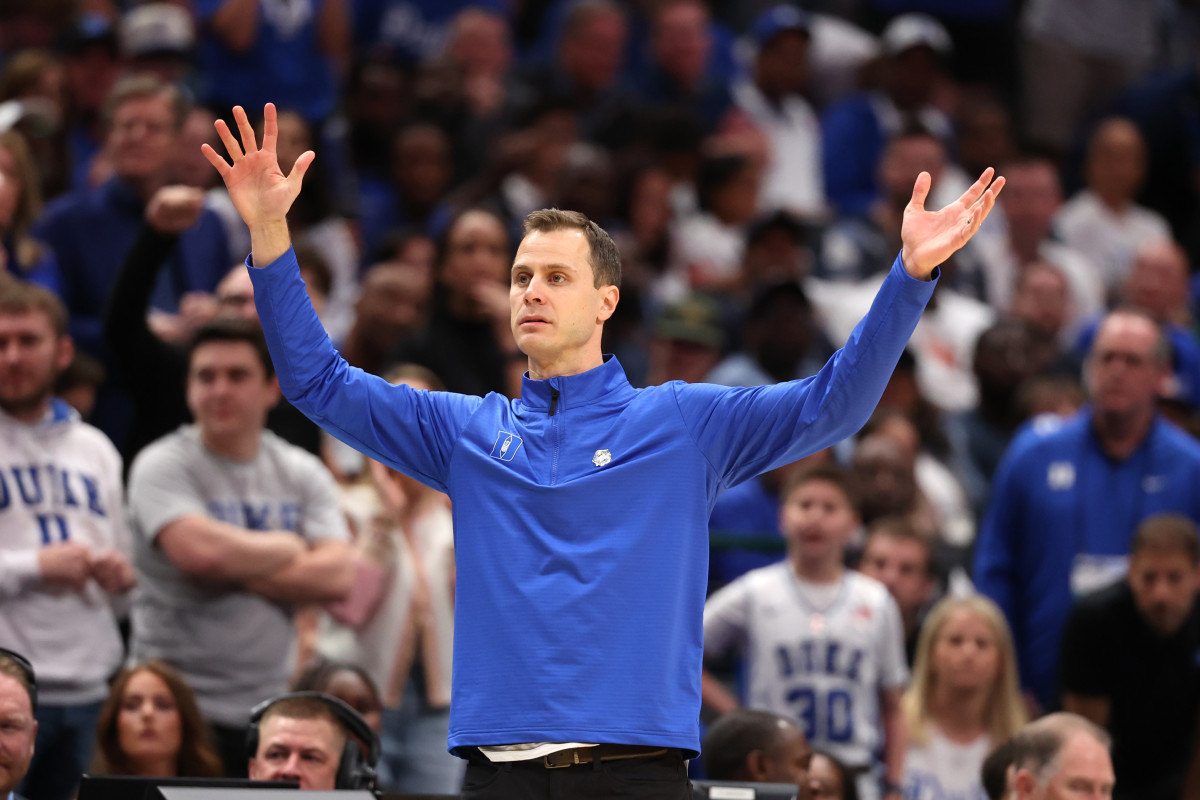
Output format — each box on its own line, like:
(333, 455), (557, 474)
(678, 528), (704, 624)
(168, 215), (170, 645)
(908, 171), (932, 213)
(214, 119), (243, 163)
(200, 142), (231, 177)
(287, 150), (316, 190)
(233, 105), (258, 154)
(261, 103), (278, 154)
(958, 167), (996, 209)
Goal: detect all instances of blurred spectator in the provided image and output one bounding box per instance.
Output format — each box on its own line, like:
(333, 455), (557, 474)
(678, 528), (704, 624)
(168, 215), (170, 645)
(858, 517), (935, 664)
(733, 6), (825, 221)
(60, 14), (121, 191)
(946, 318), (1045, 514)
(340, 259), (431, 378)
(315, 366), (460, 793)
(1059, 514), (1200, 800)
(173, 106), (251, 260)
(0, 281), (135, 800)
(708, 281), (827, 386)
(354, 0), (509, 65)
(1075, 240), (1200, 411)
(967, 157), (1103, 333)
(1107, 60), (1200, 259)
(1019, 0), (1158, 159)
(669, 154), (760, 296)
(809, 750), (860, 800)
(1009, 260), (1070, 345)
(645, 292), (724, 386)
(613, 164), (675, 289)
(292, 660), (383, 735)
(555, 143), (618, 231)
(90, 661), (224, 778)
(821, 13), (954, 218)
(444, 7), (513, 119)
(52, 351), (105, 420)
(357, 121), (452, 264)
(703, 465), (907, 800)
(0, 49), (69, 198)
(195, 0), (349, 125)
(393, 208), (518, 397)
(1009, 713), (1114, 800)
(511, 0), (641, 150)
(640, 0), (732, 132)
(974, 310), (1200, 710)
(1055, 117), (1171, 293)
(126, 319), (353, 775)
(268, 109), (359, 343)
(34, 75), (232, 444)
(851, 431), (935, 544)
(118, 4), (196, 86)
(0, 650), (37, 800)
(0, 129), (59, 291)
(343, 57), (411, 182)
(701, 708), (813, 797)
(706, 462), (797, 594)
(900, 596), (1027, 800)
(741, 210), (812, 292)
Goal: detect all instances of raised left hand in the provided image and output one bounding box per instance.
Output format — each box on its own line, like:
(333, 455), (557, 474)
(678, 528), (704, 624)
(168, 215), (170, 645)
(901, 168), (1005, 280)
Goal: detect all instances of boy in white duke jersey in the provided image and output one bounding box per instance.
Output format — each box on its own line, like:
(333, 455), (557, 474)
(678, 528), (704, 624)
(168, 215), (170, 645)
(703, 464), (908, 800)
(0, 281), (135, 800)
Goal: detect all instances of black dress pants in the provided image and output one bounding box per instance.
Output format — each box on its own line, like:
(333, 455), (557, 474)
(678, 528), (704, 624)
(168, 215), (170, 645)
(461, 747), (693, 800)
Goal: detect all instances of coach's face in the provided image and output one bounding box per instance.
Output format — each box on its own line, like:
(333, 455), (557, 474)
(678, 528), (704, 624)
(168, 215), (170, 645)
(510, 229), (618, 378)
(0, 674), (36, 796)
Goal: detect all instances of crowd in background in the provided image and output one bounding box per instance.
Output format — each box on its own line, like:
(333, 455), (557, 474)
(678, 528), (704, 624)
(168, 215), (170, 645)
(4, 0), (1200, 798)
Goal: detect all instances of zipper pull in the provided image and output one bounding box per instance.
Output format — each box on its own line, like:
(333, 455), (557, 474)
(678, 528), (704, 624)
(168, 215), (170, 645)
(549, 387), (560, 416)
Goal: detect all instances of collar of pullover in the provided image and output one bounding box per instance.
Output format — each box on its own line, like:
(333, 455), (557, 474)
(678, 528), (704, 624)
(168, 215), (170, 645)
(518, 354), (635, 413)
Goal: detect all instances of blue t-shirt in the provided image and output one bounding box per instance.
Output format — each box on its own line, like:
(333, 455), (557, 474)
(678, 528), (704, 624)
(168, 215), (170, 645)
(974, 411), (1200, 708)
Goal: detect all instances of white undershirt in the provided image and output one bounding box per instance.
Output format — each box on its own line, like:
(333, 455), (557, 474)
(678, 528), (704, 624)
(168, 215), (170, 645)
(480, 742), (599, 762)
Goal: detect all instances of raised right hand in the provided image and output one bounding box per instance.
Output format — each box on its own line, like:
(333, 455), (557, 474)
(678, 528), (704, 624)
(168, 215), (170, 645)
(38, 542), (93, 592)
(201, 104), (314, 232)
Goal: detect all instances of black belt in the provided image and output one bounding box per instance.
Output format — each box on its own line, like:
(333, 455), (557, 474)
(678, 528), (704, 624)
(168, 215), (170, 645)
(541, 745), (671, 768)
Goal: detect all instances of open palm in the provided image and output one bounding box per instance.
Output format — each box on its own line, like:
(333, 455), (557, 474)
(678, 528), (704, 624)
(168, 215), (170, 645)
(901, 168), (1005, 280)
(201, 104), (314, 229)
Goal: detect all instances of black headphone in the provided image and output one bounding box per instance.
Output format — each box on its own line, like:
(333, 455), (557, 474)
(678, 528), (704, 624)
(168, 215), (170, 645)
(0, 647), (37, 711)
(247, 691), (380, 791)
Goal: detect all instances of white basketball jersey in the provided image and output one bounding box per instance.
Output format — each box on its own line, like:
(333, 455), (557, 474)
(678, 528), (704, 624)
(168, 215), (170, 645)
(704, 564), (909, 769)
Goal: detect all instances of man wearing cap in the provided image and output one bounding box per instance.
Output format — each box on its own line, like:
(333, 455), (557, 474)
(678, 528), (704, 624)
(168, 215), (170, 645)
(645, 294), (725, 386)
(733, 6), (825, 221)
(821, 13), (955, 218)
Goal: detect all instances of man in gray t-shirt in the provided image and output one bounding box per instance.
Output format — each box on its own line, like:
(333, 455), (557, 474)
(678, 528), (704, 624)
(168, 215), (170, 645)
(127, 319), (352, 775)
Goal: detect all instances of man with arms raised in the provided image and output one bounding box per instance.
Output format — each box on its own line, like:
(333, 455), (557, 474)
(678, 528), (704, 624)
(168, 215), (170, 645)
(203, 103), (1002, 799)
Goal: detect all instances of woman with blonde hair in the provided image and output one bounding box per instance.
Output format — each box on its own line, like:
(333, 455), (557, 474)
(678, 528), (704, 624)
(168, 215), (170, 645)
(91, 661), (224, 778)
(900, 595), (1026, 800)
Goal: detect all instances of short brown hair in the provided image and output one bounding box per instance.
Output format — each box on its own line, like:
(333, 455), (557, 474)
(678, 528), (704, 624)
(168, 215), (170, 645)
(1131, 513), (1199, 564)
(103, 73), (188, 130)
(522, 208), (622, 288)
(187, 318), (274, 379)
(91, 661), (224, 778)
(864, 516), (933, 573)
(781, 463), (861, 515)
(0, 279), (68, 336)
(259, 696), (347, 751)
